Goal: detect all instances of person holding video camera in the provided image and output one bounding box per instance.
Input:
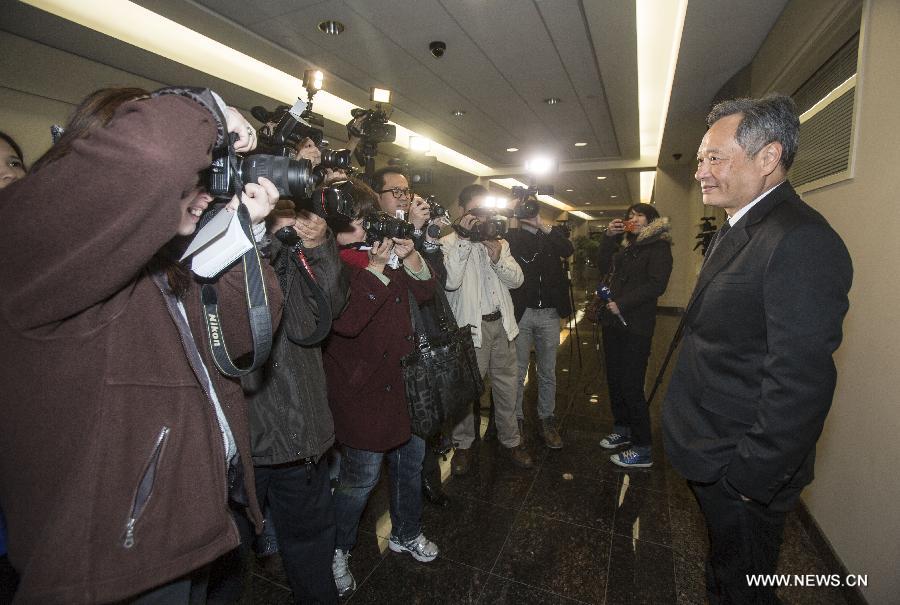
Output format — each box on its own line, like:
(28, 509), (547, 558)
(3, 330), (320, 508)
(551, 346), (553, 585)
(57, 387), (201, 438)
(0, 86), (283, 604)
(595, 203), (673, 468)
(324, 180), (439, 597)
(442, 184), (531, 474)
(506, 209), (574, 450)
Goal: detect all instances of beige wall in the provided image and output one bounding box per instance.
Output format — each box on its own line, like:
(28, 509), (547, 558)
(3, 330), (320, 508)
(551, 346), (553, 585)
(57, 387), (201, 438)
(750, 1), (900, 602)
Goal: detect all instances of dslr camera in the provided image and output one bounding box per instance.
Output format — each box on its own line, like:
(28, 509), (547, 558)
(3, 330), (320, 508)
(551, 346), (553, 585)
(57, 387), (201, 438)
(361, 211), (415, 246)
(510, 185), (553, 220)
(206, 144), (318, 201)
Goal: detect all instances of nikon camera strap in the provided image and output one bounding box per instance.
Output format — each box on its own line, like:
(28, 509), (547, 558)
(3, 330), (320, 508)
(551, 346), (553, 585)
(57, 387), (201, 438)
(201, 178), (273, 376)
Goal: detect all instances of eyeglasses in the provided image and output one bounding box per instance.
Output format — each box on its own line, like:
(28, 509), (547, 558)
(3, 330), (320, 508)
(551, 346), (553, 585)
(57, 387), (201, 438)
(379, 187), (412, 199)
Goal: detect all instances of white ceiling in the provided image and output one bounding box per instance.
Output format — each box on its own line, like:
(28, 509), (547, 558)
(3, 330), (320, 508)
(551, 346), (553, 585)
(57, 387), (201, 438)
(1, 0), (790, 214)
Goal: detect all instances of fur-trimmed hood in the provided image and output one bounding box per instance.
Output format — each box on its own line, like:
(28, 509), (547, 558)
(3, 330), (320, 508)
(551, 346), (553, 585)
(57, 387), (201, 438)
(623, 217), (672, 248)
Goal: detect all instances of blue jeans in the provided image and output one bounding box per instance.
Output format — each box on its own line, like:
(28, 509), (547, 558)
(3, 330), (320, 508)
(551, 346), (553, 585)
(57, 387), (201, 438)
(515, 308), (561, 421)
(333, 436), (425, 551)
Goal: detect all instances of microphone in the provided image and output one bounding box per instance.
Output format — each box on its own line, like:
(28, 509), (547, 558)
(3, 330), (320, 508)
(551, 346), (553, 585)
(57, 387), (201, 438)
(598, 285), (627, 326)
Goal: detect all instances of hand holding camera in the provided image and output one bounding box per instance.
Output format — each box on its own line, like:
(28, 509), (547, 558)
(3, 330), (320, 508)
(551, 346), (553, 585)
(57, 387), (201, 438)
(367, 237), (394, 273)
(294, 210), (327, 249)
(606, 218), (630, 237)
(408, 195), (431, 230)
(226, 107), (257, 153)
(482, 238), (502, 263)
(225, 176), (279, 224)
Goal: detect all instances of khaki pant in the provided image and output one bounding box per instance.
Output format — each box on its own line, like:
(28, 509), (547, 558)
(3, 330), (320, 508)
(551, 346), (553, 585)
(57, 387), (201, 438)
(451, 319), (521, 449)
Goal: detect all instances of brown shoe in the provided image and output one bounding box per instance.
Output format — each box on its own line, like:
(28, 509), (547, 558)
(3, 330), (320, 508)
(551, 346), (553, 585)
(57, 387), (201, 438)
(452, 448), (473, 476)
(506, 444), (534, 469)
(541, 418), (563, 450)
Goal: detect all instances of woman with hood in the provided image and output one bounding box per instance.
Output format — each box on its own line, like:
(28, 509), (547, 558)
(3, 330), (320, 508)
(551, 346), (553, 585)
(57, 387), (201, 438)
(595, 203), (673, 468)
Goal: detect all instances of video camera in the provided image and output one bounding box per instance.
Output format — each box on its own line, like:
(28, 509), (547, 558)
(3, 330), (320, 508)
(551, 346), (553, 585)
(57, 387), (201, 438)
(349, 106), (396, 145)
(251, 99), (324, 157)
(453, 208), (508, 242)
(387, 155), (434, 186)
(510, 185), (553, 220)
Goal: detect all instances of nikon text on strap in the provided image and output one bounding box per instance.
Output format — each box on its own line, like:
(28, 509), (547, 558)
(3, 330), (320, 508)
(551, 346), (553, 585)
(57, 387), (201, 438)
(201, 202), (273, 377)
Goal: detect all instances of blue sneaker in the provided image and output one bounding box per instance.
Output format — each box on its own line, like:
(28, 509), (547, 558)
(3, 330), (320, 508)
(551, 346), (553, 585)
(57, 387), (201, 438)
(599, 432), (632, 449)
(610, 448), (653, 468)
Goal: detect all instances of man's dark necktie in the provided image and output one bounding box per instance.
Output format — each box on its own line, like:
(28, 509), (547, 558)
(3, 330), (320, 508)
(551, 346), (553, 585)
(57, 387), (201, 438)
(705, 220), (732, 260)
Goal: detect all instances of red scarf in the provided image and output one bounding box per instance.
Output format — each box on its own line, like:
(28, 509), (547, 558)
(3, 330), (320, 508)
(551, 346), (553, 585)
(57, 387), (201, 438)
(339, 246), (369, 269)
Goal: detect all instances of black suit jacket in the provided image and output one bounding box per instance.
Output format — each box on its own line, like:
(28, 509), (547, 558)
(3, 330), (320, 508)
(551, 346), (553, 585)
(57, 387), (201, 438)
(662, 182), (852, 509)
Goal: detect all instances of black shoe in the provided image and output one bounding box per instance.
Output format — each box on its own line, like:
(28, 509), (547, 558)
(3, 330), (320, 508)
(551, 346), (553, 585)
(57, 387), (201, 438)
(422, 475), (450, 507)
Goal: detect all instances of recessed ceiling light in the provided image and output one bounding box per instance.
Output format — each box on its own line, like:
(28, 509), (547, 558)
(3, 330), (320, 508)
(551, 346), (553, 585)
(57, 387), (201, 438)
(506, 147), (519, 152)
(317, 20), (345, 35)
(544, 97), (561, 105)
(610, 195), (618, 198)
(596, 176), (607, 180)
(565, 188), (574, 192)
(574, 142), (587, 147)
(451, 110), (466, 117)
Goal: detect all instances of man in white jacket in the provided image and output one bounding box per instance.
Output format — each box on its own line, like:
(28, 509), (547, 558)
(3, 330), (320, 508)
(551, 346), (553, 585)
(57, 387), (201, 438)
(442, 184), (533, 474)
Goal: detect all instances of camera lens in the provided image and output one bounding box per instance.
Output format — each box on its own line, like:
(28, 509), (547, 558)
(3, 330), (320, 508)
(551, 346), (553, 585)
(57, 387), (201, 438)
(241, 155), (315, 199)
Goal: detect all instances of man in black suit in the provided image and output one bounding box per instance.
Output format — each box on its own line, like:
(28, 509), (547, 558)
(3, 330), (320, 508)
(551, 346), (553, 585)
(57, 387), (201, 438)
(662, 95), (852, 604)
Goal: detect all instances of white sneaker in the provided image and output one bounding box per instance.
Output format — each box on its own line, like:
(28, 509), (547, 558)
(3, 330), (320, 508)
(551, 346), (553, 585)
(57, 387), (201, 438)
(388, 533), (439, 562)
(332, 548), (356, 597)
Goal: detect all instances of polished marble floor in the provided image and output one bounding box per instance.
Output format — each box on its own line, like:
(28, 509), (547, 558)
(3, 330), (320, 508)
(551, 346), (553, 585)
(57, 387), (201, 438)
(248, 312), (852, 605)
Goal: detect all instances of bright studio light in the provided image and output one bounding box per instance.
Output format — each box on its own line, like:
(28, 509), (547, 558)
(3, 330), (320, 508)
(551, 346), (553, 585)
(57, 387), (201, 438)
(409, 136), (432, 153)
(483, 196), (508, 209)
(525, 156), (556, 175)
(303, 69), (323, 91)
(370, 87), (392, 104)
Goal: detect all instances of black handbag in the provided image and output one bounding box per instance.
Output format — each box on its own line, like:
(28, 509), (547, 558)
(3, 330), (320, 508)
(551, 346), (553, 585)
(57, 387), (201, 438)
(401, 288), (484, 438)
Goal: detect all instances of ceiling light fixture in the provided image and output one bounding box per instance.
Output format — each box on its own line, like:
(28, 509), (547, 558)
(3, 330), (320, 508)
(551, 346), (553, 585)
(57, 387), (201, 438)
(21, 0), (497, 176)
(370, 87), (392, 104)
(610, 195), (618, 198)
(409, 136), (432, 153)
(506, 147), (519, 152)
(525, 156), (557, 175)
(596, 176), (607, 180)
(574, 142), (587, 147)
(452, 110), (466, 117)
(565, 188), (574, 192)
(317, 20), (345, 35)
(544, 97), (561, 105)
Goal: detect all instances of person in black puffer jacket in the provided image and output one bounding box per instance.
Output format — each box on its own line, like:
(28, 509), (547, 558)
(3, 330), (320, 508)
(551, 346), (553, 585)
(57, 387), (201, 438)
(595, 203), (673, 469)
(231, 197), (349, 604)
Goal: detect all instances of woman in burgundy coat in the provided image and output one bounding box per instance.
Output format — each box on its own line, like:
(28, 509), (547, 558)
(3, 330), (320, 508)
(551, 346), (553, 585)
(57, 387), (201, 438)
(323, 180), (440, 597)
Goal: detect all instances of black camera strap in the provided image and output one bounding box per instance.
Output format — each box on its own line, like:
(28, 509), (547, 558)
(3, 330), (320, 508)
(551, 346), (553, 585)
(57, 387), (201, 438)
(200, 202), (273, 378)
(283, 245), (333, 346)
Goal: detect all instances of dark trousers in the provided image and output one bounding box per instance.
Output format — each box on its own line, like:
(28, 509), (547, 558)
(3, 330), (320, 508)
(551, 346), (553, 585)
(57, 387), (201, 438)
(0, 555), (18, 605)
(210, 457), (338, 605)
(602, 323), (652, 446)
(690, 478), (786, 605)
(256, 458), (338, 605)
(120, 566), (209, 604)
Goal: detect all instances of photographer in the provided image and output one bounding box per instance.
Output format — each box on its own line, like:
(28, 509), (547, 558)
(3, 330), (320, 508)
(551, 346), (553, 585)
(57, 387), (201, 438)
(441, 184), (531, 474)
(324, 180), (440, 597)
(372, 167), (452, 507)
(0, 86), (282, 603)
(506, 211), (574, 450)
(233, 196), (348, 603)
(595, 203), (673, 468)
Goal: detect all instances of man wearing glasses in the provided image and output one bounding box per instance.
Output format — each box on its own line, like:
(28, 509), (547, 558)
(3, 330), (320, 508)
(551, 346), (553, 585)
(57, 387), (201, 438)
(371, 166), (430, 232)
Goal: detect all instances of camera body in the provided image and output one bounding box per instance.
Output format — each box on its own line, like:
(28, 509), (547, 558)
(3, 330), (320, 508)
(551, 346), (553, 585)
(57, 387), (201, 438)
(294, 179), (356, 220)
(453, 210), (508, 242)
(362, 211), (415, 245)
(350, 107), (396, 144)
(206, 147), (317, 200)
(510, 185), (552, 220)
(423, 195), (448, 219)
